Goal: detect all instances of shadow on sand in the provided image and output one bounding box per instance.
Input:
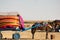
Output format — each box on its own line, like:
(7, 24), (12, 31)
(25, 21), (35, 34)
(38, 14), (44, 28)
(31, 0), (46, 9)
(0, 38), (40, 40)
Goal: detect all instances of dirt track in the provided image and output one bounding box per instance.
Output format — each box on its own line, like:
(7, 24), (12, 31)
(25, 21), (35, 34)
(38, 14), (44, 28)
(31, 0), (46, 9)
(1, 30), (60, 40)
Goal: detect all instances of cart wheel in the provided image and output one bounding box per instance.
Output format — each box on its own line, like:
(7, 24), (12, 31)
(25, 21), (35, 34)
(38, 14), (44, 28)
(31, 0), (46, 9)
(12, 33), (20, 39)
(0, 33), (3, 39)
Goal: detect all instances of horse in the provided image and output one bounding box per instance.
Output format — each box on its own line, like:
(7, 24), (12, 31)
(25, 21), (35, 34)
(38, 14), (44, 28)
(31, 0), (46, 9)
(51, 20), (60, 32)
(48, 20), (60, 32)
(31, 22), (52, 39)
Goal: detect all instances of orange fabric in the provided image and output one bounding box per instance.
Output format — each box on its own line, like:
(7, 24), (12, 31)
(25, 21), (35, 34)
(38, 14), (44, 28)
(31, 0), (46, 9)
(0, 15), (18, 19)
(0, 15), (20, 28)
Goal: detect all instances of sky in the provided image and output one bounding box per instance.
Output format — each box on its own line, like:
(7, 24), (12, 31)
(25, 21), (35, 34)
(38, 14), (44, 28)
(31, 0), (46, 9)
(0, 0), (60, 20)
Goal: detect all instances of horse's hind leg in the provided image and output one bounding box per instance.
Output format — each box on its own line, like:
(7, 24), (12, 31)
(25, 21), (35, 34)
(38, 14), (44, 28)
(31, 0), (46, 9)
(31, 28), (36, 39)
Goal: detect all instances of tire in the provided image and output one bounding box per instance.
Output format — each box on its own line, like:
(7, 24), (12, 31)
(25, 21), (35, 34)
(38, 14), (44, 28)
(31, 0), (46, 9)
(12, 33), (20, 39)
(0, 33), (2, 39)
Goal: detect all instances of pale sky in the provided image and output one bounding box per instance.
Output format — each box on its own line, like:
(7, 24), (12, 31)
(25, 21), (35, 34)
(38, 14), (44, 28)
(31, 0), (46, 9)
(0, 0), (60, 20)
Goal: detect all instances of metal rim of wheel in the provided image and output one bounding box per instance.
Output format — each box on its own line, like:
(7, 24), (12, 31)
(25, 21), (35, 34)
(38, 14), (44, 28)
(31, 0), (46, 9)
(12, 33), (20, 39)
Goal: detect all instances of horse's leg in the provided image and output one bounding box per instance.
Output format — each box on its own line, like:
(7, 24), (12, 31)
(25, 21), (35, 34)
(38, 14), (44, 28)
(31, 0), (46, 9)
(31, 28), (36, 39)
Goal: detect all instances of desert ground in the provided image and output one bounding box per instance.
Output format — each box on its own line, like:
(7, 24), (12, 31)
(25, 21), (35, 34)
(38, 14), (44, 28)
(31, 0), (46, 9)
(0, 30), (60, 40)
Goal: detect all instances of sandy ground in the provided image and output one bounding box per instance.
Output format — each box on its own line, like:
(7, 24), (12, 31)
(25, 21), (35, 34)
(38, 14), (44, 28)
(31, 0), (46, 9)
(1, 30), (60, 40)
